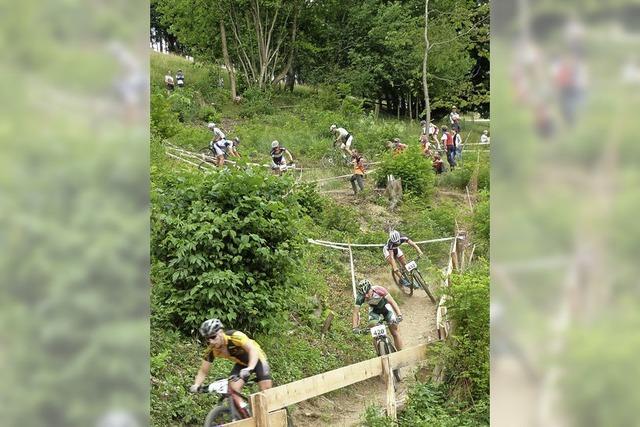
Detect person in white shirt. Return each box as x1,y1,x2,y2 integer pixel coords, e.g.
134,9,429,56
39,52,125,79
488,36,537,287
454,130,463,161
207,122,229,167
329,124,354,158
480,130,490,145
449,106,461,132
164,71,175,92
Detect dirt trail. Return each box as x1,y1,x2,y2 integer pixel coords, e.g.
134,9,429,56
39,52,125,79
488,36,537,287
292,268,438,427
291,181,443,426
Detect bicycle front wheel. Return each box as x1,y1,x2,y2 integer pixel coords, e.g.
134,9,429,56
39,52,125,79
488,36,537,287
204,405,233,427
199,146,215,163
392,269,413,296
386,341,402,383
412,270,436,303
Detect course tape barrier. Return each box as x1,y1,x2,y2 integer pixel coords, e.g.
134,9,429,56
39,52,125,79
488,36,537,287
308,236,457,248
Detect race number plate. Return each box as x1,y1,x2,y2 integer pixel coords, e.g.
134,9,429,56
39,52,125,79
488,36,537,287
370,324,386,337
208,379,228,394
405,261,417,272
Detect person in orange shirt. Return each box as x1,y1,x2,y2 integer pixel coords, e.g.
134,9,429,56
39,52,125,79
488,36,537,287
350,150,366,195
386,138,407,154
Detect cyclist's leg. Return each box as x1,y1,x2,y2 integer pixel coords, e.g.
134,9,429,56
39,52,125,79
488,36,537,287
383,247,396,272
385,308,403,351
228,364,245,394
254,360,273,391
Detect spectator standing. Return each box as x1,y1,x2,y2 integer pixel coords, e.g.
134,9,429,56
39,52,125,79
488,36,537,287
164,71,175,92
441,126,456,170
350,150,366,195
480,130,490,145
449,106,461,132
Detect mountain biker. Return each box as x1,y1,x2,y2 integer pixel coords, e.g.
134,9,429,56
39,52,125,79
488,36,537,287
189,319,273,396
329,124,354,158
387,138,407,154
352,279,404,351
270,140,294,175
208,122,229,167
384,230,424,287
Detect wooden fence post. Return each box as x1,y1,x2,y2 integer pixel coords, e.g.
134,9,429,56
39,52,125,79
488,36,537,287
381,355,397,420
456,231,467,272
251,392,269,427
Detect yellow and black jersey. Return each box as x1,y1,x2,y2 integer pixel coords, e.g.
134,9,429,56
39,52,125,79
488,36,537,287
204,330,267,366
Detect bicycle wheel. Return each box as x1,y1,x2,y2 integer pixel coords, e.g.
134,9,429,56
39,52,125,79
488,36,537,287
392,269,413,296
377,340,399,389
412,270,436,304
204,405,233,427
199,146,215,163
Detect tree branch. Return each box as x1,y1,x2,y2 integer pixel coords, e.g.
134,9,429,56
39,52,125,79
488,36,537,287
429,15,489,50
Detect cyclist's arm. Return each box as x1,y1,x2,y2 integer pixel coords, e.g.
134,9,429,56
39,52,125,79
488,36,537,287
193,359,211,388
286,149,294,163
241,341,261,370
386,250,398,271
406,239,424,256
352,305,361,328
386,294,403,318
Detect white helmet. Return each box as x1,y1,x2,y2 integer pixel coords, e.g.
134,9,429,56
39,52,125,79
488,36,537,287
199,318,223,338
483,130,488,134
207,122,216,130
271,140,280,148
389,230,401,243
329,124,337,132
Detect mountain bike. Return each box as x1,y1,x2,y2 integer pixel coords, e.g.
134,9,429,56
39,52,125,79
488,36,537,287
357,322,402,385
391,258,437,303
196,376,252,426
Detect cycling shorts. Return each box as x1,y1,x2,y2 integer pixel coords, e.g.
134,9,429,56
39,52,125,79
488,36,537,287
368,304,399,326
230,359,272,382
383,245,404,260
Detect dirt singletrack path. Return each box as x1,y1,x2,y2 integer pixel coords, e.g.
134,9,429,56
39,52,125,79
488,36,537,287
292,268,438,427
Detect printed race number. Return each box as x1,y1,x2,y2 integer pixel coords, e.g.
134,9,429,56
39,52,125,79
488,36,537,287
208,379,228,394
405,261,417,272
370,324,386,337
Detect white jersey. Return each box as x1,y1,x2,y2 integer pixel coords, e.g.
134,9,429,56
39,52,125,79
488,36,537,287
212,127,226,142
334,127,350,142
480,134,490,144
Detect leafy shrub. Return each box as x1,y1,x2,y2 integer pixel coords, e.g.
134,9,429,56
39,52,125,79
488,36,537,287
239,87,275,118
362,405,394,427
168,91,197,122
151,169,309,334
473,190,489,243
441,262,490,403
151,93,180,139
427,199,458,236
320,198,359,234
399,382,489,426
198,104,218,122
340,96,364,117
375,146,435,198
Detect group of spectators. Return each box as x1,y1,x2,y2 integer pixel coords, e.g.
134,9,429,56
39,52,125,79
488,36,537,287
164,69,185,92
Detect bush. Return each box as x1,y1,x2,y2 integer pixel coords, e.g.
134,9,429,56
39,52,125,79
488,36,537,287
473,190,489,243
375,146,435,198
239,87,275,118
168,91,197,122
198,104,218,122
151,168,310,334
151,93,180,139
441,262,490,403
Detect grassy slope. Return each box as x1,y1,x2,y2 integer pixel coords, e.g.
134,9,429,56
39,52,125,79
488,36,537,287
150,51,488,426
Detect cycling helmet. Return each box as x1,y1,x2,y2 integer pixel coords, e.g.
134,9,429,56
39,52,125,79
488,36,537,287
420,120,427,125
483,130,488,134
393,138,400,143
358,279,372,295
329,124,337,132
207,122,216,130
271,140,280,148
199,318,223,338
389,230,401,243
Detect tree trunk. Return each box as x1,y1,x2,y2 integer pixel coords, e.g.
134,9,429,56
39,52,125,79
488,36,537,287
408,92,412,120
220,20,237,100
422,0,431,125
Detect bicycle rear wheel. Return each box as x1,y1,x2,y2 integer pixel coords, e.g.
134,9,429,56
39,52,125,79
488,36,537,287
204,405,233,427
392,269,413,296
199,146,215,163
412,270,436,303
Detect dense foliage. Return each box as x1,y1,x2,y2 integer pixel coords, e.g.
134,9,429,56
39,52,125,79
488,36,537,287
375,146,436,198
152,168,313,334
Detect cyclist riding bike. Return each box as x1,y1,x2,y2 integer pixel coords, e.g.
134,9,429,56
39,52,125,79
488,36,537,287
384,230,424,287
189,319,273,396
208,122,229,167
329,124,354,158
352,279,404,351
270,140,294,175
